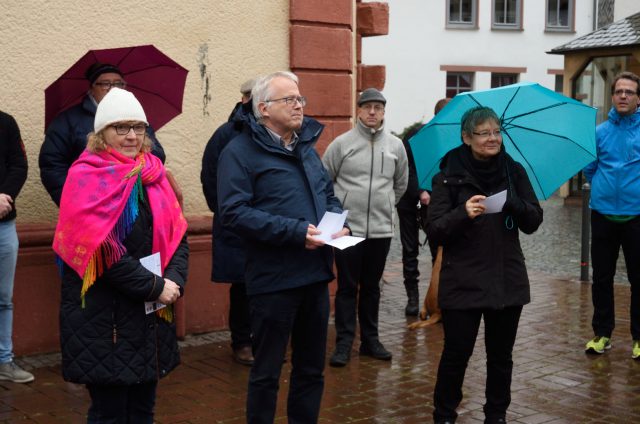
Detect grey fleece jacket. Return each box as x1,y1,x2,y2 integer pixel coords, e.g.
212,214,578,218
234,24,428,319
322,119,408,238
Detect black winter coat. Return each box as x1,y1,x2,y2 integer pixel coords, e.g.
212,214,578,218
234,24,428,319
40,95,166,206
201,101,252,283
427,145,542,310
217,115,343,296
59,192,189,385
0,111,27,222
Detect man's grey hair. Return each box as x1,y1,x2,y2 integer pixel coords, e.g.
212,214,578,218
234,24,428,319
252,71,299,121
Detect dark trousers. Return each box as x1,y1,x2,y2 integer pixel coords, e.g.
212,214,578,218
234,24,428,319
591,211,640,339
229,283,252,349
397,207,420,288
433,306,522,423
334,238,391,348
246,282,329,424
86,381,157,424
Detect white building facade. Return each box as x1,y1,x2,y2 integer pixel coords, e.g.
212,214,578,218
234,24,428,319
363,0,601,134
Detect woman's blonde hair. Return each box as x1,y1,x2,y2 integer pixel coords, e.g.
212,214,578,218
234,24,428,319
87,124,152,154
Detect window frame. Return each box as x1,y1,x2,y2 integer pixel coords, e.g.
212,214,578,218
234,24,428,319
545,0,575,32
492,0,523,30
446,72,475,98
446,0,478,30
491,73,520,88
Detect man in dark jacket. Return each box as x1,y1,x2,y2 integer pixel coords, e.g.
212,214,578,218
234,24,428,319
0,111,33,383
396,98,449,316
217,71,348,424
201,78,255,366
39,62,166,206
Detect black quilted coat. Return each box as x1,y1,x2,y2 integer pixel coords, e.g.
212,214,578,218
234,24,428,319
59,193,189,385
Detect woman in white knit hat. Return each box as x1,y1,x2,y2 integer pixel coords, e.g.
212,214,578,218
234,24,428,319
53,88,189,423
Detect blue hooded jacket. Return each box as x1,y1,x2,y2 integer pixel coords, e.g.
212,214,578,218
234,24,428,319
584,107,640,215
217,114,343,295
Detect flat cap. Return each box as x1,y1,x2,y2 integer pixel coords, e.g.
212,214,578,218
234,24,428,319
357,88,386,106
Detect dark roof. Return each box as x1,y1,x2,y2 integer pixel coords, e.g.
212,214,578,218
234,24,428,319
549,11,640,54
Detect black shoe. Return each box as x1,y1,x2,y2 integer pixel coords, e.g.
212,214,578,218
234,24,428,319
485,419,506,424
329,346,351,367
359,341,392,360
232,346,254,366
405,299,419,316
404,285,419,316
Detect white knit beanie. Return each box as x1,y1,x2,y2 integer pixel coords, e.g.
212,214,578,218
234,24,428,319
94,87,148,133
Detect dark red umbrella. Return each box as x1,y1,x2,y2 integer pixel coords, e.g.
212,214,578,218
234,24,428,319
45,44,188,131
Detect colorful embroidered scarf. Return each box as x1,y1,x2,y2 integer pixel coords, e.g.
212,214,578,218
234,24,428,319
53,147,187,313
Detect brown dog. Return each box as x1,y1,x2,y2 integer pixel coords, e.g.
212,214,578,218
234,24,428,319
408,246,442,329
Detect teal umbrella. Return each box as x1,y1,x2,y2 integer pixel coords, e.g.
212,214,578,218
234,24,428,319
409,82,597,199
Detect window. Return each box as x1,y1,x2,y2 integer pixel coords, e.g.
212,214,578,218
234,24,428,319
492,0,522,29
491,73,519,88
546,0,574,32
446,72,474,98
554,75,564,93
447,0,477,29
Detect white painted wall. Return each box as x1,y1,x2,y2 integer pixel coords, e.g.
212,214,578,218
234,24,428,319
614,0,640,20
362,0,596,134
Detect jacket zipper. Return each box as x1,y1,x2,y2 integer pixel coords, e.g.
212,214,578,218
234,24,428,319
366,136,375,237
380,149,384,174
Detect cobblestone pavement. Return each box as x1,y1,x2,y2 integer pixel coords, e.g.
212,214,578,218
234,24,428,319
3,197,637,423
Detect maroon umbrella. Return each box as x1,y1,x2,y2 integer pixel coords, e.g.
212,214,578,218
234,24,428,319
44,44,188,131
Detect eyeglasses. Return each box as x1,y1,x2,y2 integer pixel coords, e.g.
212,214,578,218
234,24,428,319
111,124,147,135
472,130,503,139
266,96,307,107
94,80,127,90
360,104,385,112
614,89,637,97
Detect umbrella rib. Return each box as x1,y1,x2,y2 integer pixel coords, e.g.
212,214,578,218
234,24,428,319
116,48,136,67
503,102,569,124
501,129,547,198
505,123,596,157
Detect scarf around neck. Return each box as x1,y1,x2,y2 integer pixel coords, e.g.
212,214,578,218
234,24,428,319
458,144,507,194
53,147,188,306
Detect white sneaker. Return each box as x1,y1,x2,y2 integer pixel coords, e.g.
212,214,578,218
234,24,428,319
0,361,35,383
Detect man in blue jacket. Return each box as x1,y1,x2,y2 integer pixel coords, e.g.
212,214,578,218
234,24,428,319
584,71,640,359
39,62,165,206
217,71,349,424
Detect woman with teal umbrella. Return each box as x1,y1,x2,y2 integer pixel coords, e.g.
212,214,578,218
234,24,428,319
427,106,543,424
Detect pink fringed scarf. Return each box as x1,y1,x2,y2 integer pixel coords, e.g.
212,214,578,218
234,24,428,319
53,147,187,314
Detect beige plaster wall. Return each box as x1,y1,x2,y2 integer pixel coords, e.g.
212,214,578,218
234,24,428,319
1,0,289,223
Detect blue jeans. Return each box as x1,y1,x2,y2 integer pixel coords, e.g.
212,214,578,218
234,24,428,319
0,220,18,364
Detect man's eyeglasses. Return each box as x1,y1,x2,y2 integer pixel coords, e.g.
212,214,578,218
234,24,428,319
266,96,307,107
94,81,127,90
111,124,147,135
360,104,384,112
472,130,502,139
614,89,638,97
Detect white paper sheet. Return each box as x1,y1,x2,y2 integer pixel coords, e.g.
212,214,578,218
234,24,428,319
316,210,364,250
140,252,167,314
478,189,507,214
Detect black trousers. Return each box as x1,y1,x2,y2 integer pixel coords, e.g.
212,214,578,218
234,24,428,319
334,238,391,348
86,381,157,424
246,281,329,424
433,306,522,423
590,211,640,339
397,207,421,288
229,283,252,349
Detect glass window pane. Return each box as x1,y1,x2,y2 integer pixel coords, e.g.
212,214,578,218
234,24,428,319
450,0,460,22
559,0,569,26
461,0,472,22
459,73,472,88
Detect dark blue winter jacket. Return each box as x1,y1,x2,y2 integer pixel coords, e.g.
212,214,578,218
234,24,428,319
39,95,166,206
217,114,343,295
201,101,252,283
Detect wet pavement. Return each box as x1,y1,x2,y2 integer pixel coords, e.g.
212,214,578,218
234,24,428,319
3,196,639,423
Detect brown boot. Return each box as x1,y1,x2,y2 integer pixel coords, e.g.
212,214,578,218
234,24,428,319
232,346,254,366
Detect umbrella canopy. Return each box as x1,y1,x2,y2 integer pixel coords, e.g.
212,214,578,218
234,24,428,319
45,44,188,131
409,82,597,200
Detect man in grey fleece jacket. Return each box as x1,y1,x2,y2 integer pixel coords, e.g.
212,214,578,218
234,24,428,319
322,88,408,367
